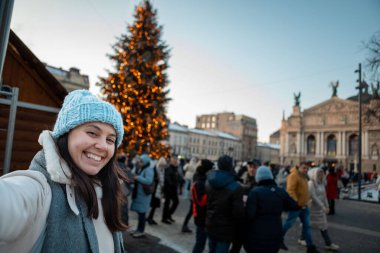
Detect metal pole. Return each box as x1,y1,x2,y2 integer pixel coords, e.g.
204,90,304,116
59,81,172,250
0,0,15,85
3,86,18,174
355,63,362,200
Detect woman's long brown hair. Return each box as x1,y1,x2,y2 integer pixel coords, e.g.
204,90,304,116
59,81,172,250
57,133,128,232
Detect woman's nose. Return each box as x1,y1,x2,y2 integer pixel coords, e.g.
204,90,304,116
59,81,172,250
95,138,108,151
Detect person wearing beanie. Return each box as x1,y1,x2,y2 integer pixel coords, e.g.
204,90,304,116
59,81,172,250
244,166,298,253
255,165,274,182
205,155,245,253
0,90,126,253
130,154,154,238
217,154,234,171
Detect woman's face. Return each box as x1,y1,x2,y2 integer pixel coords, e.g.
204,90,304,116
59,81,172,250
68,122,116,176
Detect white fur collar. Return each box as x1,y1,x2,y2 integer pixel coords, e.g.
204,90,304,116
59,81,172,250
38,130,79,215
38,130,72,184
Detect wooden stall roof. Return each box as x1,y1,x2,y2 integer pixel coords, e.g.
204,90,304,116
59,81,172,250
1,30,68,172
3,29,67,105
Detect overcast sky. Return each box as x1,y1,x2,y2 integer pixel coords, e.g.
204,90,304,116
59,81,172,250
10,0,380,142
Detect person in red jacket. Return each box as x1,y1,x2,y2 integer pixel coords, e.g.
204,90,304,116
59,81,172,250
191,159,214,253
326,167,338,215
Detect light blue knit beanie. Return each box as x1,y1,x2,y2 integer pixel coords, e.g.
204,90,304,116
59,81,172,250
52,90,124,147
255,166,274,183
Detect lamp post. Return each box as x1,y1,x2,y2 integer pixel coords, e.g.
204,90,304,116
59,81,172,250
355,63,362,200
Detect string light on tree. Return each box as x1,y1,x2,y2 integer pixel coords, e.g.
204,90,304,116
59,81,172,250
98,0,170,158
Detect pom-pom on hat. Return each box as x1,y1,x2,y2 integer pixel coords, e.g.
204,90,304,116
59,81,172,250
52,90,124,147
255,166,274,183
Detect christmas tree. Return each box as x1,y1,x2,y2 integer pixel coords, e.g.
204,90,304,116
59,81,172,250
99,0,170,158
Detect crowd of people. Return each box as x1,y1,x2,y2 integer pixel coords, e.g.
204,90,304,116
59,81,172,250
0,89,357,253
116,151,346,253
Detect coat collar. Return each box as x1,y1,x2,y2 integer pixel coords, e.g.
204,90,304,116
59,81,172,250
38,130,79,215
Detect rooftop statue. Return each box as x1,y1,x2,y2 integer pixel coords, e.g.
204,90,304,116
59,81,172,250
293,92,301,107
330,80,339,97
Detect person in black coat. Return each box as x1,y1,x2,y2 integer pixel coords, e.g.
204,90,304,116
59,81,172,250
162,155,180,224
206,155,245,253
244,166,298,253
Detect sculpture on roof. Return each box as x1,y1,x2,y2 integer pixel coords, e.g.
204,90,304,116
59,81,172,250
330,80,339,97
293,92,301,107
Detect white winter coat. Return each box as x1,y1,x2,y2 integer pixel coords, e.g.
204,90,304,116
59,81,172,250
308,167,329,230
0,131,114,253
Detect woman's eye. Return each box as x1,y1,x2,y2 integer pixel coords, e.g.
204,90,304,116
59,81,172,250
107,138,115,144
87,131,97,137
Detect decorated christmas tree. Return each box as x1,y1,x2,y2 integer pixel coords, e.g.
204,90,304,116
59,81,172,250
99,0,170,158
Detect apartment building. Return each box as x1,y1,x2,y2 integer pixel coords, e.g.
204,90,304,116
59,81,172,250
168,123,241,161
196,112,257,161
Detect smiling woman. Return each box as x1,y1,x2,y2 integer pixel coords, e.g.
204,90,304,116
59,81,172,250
68,123,116,176
0,90,128,253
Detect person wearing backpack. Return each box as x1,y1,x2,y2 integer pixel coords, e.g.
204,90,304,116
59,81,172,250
191,159,214,253
206,155,245,253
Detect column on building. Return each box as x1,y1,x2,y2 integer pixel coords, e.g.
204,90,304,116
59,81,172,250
342,131,346,157
337,131,342,158
363,130,369,159
296,132,301,157
316,131,321,157
285,132,289,155
300,131,304,156
320,132,325,156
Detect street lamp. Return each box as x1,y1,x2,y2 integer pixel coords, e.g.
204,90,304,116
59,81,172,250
355,63,362,200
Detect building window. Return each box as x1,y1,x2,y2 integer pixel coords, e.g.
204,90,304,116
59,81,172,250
348,134,358,156
371,144,379,160
327,134,336,156
290,143,297,154
307,135,316,155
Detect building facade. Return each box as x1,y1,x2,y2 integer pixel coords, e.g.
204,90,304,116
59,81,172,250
168,123,190,157
46,65,90,92
256,142,280,165
280,90,380,173
168,123,241,161
196,112,257,161
270,130,280,145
